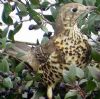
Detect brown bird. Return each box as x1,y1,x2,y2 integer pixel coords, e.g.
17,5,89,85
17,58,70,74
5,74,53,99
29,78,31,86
37,3,96,99
6,3,96,99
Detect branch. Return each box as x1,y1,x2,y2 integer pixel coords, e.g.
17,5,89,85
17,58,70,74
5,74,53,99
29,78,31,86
65,82,86,99
41,14,54,26
14,41,38,46
46,3,60,10
75,84,86,99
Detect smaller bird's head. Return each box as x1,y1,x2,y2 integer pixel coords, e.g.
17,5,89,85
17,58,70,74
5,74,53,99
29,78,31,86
58,3,96,27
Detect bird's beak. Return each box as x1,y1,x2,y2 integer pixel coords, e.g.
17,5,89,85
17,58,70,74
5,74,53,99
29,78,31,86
86,6,97,12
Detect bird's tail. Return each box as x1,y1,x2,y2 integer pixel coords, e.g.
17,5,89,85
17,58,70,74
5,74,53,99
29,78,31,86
5,41,39,71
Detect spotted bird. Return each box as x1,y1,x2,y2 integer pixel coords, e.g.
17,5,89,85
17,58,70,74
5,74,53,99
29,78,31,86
37,3,96,99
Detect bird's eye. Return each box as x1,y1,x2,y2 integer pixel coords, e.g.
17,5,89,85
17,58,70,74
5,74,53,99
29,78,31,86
71,8,78,12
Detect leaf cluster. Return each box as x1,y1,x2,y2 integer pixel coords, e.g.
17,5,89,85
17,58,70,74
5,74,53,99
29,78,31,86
0,0,100,99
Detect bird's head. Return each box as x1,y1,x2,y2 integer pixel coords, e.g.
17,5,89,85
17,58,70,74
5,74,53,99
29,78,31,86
56,3,96,28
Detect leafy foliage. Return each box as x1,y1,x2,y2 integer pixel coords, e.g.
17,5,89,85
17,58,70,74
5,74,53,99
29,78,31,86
0,0,100,99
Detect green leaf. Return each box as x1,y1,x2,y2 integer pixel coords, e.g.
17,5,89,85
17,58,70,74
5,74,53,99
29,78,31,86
41,25,48,33
91,48,100,62
33,73,42,82
0,37,7,48
15,61,25,73
2,15,13,25
27,4,42,24
40,1,50,10
2,3,13,25
81,13,100,35
25,73,33,81
29,0,39,5
68,65,76,82
41,36,49,45
29,10,41,24
14,23,22,33
89,90,100,99
74,0,83,4
15,77,21,82
0,58,9,72
64,90,77,99
44,15,55,22
83,0,96,6
89,14,100,31
77,12,88,28
55,94,61,99
34,89,45,99
63,0,73,3
3,3,12,17
3,77,13,88
95,0,100,7
77,94,82,99
6,43,13,49
63,66,76,83
87,13,97,28
86,80,97,92
76,67,84,79
88,66,100,81
2,58,9,72
0,29,2,32
8,30,14,42
63,70,70,83
63,65,84,83
17,2,27,12
79,79,87,85
2,27,9,37
50,7,57,19
25,80,33,89
0,29,2,38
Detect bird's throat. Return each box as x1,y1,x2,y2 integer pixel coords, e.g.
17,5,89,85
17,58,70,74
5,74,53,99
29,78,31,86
63,23,82,40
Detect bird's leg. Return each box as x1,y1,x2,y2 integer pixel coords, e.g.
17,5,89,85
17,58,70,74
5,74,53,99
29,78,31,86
47,85,53,99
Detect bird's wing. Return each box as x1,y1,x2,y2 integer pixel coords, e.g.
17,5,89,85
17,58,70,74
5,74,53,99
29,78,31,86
5,41,40,71
5,38,56,71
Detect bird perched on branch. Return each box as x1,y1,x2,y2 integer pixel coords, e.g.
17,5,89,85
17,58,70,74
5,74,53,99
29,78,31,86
37,3,96,99
6,3,96,99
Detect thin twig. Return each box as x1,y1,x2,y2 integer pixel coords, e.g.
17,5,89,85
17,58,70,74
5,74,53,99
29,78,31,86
6,40,38,46
46,3,59,10
75,83,86,99
14,41,38,46
40,11,54,25
65,82,86,99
